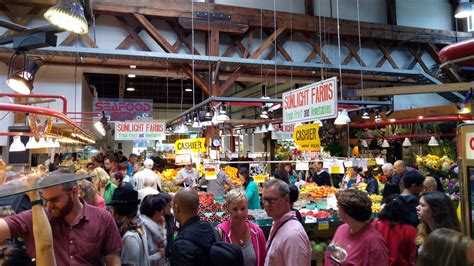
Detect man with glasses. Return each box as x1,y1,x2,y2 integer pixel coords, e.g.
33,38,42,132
263,179,311,266
0,181,122,265
103,156,116,177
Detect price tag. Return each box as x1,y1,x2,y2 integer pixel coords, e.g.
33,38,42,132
296,161,309,171
375,158,385,165
318,221,329,230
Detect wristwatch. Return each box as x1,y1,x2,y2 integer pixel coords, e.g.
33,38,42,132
30,199,43,207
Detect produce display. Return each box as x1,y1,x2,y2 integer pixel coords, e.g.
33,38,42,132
352,182,367,192
369,194,383,202
310,239,329,253
301,210,332,219
300,184,338,199
372,202,381,213
162,168,179,181
197,193,258,223
223,166,242,186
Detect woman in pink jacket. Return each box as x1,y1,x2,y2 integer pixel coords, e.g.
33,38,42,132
215,189,267,266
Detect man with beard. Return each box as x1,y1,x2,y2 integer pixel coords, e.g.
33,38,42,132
0,181,122,265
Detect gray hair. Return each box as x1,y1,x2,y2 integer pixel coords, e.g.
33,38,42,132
225,189,247,205
382,163,394,171
264,179,290,197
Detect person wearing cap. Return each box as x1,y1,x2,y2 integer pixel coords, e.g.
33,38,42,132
0,181,122,265
175,164,199,188
109,187,150,266
134,159,161,191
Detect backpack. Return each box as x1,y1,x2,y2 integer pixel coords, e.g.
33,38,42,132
181,227,244,266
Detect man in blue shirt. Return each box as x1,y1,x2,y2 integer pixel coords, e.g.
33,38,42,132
127,153,138,177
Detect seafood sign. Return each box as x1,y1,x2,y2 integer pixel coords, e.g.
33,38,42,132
282,77,338,124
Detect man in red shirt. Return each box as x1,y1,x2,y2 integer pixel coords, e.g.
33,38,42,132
0,181,122,265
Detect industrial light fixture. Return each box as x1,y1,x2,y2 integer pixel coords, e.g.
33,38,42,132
362,109,370,119
334,109,351,125
402,137,412,147
9,136,26,152
428,136,439,146
6,52,43,95
260,124,268,133
255,126,261,134
46,138,55,148
26,136,39,149
459,103,470,114
126,87,135,92
37,137,48,148
455,1,474,18
381,139,390,148
53,138,61,148
128,74,136,78
185,87,193,92
94,111,108,136
269,103,281,111
389,118,396,122
375,111,382,122
192,116,202,128
260,106,269,119
267,123,275,131
130,65,136,69
314,120,323,127
185,114,193,125
217,105,230,122
175,124,188,134
418,116,424,119
44,0,89,34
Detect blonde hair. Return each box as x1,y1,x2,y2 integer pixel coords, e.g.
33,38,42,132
226,189,248,205
77,180,98,206
91,167,110,189
76,169,88,175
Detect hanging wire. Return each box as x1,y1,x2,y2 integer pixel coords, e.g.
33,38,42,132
336,0,343,101
260,4,263,92
290,0,293,89
273,0,277,98
356,0,364,100
192,0,195,107
318,0,324,79
166,59,169,119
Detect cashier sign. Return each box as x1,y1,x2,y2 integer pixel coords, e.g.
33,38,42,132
175,138,206,154
282,77,338,124
293,123,321,151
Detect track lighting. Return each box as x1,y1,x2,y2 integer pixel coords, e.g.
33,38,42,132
44,0,89,34
9,136,26,152
6,52,43,95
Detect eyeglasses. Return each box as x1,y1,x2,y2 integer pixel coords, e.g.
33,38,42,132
262,196,279,205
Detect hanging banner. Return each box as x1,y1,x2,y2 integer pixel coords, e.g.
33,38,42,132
282,77,338,124
93,98,153,121
293,124,321,151
115,121,166,140
175,138,206,154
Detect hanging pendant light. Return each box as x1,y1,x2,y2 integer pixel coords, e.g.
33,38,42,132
26,136,39,149
267,123,275,131
44,0,89,34
381,139,390,148
375,111,382,122
255,126,261,134
46,138,55,148
53,138,61,148
261,124,268,133
455,1,474,18
314,120,323,127
192,117,202,128
9,136,26,152
260,106,269,119
37,137,48,148
362,111,370,119
402,138,412,147
217,105,230,122
428,136,439,146
334,111,347,125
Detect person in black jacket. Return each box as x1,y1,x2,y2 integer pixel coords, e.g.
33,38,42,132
311,162,332,186
172,188,217,266
274,163,290,184
362,167,379,195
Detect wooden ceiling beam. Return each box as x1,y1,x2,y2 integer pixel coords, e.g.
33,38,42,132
115,16,150,51
375,42,398,69
249,27,286,59
167,21,201,55
91,0,473,44
178,17,249,34
355,82,474,97
304,34,330,64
